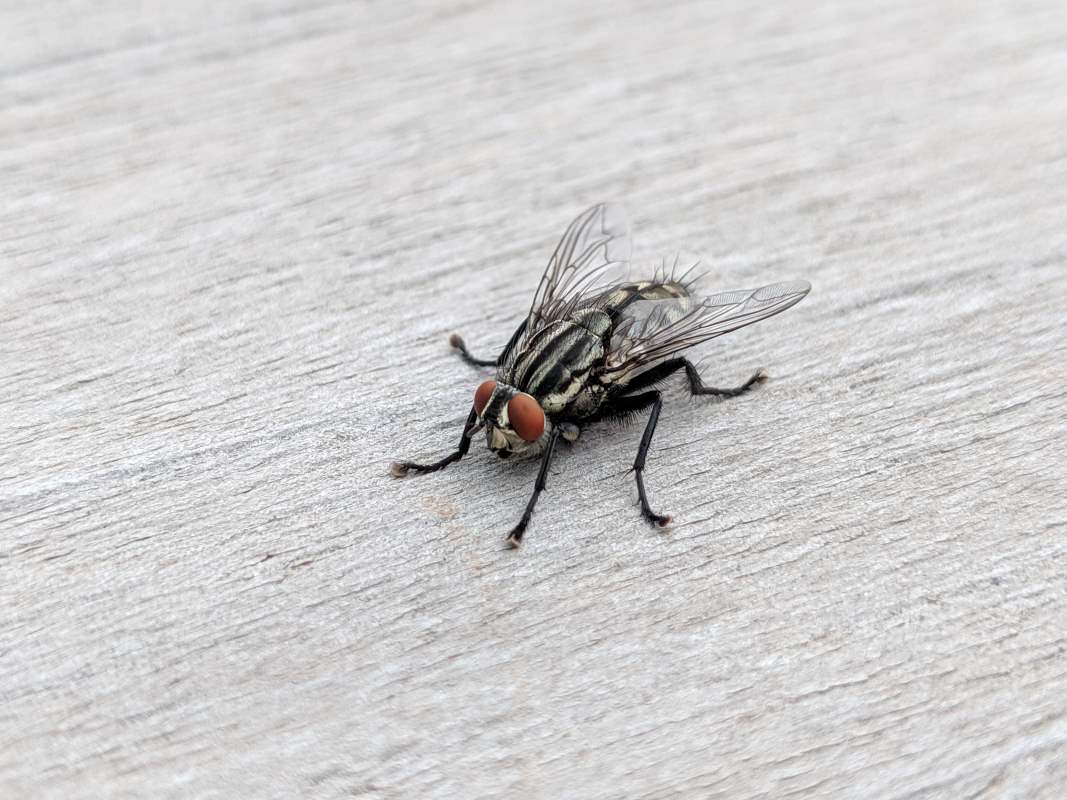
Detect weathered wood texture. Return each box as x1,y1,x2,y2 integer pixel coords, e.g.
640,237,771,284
2,1,1066,797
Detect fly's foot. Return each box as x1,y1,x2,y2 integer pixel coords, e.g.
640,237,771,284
448,332,465,350
643,509,673,528
505,519,530,549
753,367,769,384
390,461,432,478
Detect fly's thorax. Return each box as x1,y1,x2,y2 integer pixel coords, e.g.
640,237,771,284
505,310,610,414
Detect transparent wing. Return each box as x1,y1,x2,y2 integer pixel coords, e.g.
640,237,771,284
603,280,811,380
521,203,631,345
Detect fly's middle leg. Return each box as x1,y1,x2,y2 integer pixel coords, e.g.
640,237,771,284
448,333,496,367
630,391,672,527
390,408,477,477
449,319,528,369
597,390,672,527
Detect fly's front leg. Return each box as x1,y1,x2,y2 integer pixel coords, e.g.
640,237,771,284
449,318,528,369
506,427,562,548
390,408,477,477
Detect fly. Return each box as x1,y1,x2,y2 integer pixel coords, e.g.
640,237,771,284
390,203,811,548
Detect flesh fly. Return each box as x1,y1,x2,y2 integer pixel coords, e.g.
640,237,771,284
391,204,810,548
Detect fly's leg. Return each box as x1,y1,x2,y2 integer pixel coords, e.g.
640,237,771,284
390,408,477,477
449,318,528,369
629,391,672,527
684,360,767,397
448,333,496,367
506,427,562,548
621,357,766,398
595,391,671,527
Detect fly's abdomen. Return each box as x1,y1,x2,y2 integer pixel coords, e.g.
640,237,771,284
507,309,610,413
599,281,699,385
598,281,691,318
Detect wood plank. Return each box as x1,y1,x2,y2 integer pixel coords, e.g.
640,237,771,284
2,1,1065,797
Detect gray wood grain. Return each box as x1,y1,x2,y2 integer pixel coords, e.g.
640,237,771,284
2,1,1066,797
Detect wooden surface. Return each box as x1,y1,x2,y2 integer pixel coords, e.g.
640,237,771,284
3,1,1066,797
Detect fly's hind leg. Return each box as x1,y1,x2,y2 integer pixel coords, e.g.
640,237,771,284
684,361,767,397
449,318,528,369
622,357,767,398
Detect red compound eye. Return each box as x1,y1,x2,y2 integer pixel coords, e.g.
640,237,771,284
507,393,545,442
474,380,496,415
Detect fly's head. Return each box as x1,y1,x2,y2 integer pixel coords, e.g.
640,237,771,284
471,379,545,458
